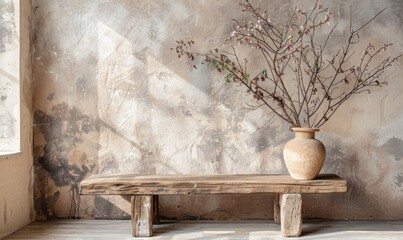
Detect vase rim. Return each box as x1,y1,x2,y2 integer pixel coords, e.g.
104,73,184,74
291,127,320,132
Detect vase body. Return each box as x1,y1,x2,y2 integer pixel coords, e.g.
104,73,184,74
283,128,326,180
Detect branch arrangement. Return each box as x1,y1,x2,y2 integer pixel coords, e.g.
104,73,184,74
174,0,401,128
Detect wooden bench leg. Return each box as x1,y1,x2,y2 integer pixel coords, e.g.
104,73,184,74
273,193,281,224
131,195,153,237
153,195,160,225
280,193,302,237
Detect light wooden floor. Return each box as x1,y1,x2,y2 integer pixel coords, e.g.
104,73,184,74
4,220,403,240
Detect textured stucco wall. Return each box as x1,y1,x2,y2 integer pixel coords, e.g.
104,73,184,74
0,0,34,238
32,0,403,220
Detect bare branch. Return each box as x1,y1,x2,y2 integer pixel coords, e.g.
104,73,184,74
174,1,400,128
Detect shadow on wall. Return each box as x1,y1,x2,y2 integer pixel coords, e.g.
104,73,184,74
33,102,184,219
34,103,99,219
306,134,403,219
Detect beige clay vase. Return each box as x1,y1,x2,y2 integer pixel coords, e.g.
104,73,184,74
283,128,326,180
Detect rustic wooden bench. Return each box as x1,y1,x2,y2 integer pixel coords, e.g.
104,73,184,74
80,174,347,238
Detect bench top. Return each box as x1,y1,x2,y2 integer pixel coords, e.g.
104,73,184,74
80,174,347,195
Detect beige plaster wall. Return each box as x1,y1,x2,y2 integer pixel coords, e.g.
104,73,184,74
0,0,34,239
32,0,403,221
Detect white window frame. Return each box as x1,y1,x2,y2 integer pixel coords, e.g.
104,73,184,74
0,0,21,157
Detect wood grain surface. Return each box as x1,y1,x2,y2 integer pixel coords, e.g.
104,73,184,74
80,174,347,195
131,196,152,237
273,193,281,225
5,220,403,239
152,195,160,225
280,194,302,237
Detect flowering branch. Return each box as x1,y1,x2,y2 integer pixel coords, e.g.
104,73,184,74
173,0,402,128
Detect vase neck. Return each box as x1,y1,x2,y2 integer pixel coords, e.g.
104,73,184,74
295,131,315,139
291,127,319,139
